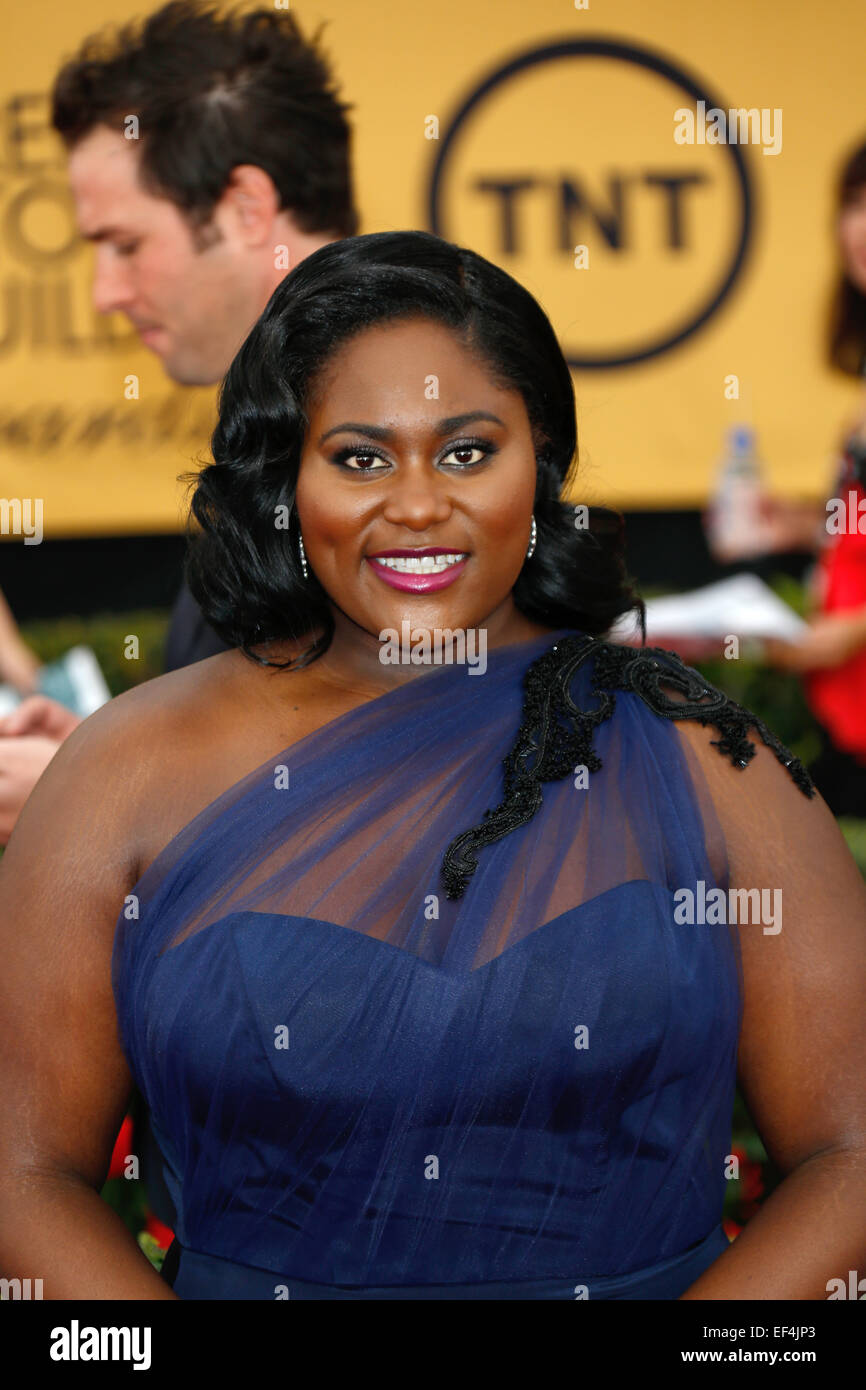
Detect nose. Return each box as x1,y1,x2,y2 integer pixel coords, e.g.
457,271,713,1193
92,246,136,316
380,457,454,530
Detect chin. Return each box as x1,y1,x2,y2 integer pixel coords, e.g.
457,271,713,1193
165,358,213,387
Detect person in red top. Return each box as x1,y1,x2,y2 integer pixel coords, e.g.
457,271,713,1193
765,139,866,815
803,437,866,797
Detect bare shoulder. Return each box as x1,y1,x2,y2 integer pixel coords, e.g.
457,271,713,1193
35,648,242,788
3,645,309,874
66,638,333,878
61,638,315,760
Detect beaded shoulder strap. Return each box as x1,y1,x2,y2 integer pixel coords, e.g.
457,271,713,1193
440,632,815,900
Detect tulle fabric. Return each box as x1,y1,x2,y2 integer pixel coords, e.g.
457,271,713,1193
112,627,742,1291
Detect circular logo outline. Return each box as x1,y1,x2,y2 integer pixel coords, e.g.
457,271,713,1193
427,35,756,370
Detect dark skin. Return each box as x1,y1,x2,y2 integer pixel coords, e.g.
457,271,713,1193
0,318,864,1298
136,315,554,879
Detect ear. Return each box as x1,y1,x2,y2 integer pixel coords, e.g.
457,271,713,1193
220,164,280,244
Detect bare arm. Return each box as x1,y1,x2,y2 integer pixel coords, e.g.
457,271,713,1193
0,695,178,1299
763,604,866,673
673,722,866,1299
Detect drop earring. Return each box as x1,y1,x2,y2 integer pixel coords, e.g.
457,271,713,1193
525,514,537,560
298,530,309,579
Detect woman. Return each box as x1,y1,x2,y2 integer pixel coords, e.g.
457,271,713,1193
764,139,866,814
0,232,864,1300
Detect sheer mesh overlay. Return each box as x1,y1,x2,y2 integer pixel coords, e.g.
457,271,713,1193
111,627,779,1291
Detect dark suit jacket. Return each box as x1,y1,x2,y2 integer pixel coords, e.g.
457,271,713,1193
163,579,231,672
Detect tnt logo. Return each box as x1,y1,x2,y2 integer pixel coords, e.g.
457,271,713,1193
429,37,752,369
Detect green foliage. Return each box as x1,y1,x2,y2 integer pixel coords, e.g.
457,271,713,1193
837,818,866,879
138,1231,167,1274
100,1176,148,1237
18,610,171,696
724,1088,780,1229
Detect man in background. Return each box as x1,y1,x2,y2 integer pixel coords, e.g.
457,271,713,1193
0,0,358,813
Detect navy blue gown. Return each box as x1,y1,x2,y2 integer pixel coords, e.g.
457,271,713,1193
111,628,814,1298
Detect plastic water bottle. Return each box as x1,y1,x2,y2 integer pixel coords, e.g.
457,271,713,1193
705,425,770,562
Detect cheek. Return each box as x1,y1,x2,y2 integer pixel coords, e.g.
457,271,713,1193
295,477,365,547
841,213,866,256
472,471,536,537
139,252,179,305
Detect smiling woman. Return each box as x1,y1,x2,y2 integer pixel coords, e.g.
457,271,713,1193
183,229,644,668
0,230,864,1303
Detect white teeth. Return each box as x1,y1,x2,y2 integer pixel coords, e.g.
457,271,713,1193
371,552,467,573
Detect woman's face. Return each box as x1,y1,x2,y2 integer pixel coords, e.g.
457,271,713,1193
838,183,866,293
294,316,540,640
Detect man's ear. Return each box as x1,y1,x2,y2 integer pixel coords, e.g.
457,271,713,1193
222,164,280,243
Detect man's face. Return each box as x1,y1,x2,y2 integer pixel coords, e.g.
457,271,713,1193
838,184,866,297
67,125,266,384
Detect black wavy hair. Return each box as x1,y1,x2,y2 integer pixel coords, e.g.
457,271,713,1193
184,229,646,668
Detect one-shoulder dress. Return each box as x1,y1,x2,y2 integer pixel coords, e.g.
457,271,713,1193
112,628,815,1299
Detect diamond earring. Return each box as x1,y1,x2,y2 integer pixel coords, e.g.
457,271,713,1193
525,514,537,560
298,530,308,580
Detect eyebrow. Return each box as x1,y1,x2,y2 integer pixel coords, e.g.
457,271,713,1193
317,411,506,446
78,227,135,243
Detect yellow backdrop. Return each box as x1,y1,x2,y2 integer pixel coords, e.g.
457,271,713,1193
2,0,865,536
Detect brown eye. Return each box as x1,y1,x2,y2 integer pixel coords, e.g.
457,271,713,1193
330,446,389,470
344,451,387,470
442,443,493,468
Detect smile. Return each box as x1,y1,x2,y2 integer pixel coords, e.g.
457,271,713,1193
366,552,469,593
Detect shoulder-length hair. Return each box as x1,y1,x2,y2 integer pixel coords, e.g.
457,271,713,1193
184,229,646,668
828,140,866,376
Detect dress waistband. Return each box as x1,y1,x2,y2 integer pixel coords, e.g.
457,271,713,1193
162,1223,730,1300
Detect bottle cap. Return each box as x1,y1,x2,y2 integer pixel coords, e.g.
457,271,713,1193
728,425,754,452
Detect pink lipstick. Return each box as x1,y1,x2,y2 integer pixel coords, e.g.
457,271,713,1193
366,547,469,594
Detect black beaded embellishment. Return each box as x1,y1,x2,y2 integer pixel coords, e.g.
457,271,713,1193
439,632,816,900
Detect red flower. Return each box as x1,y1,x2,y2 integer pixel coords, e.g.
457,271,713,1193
145,1213,175,1250
107,1113,134,1180
740,1158,765,1203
